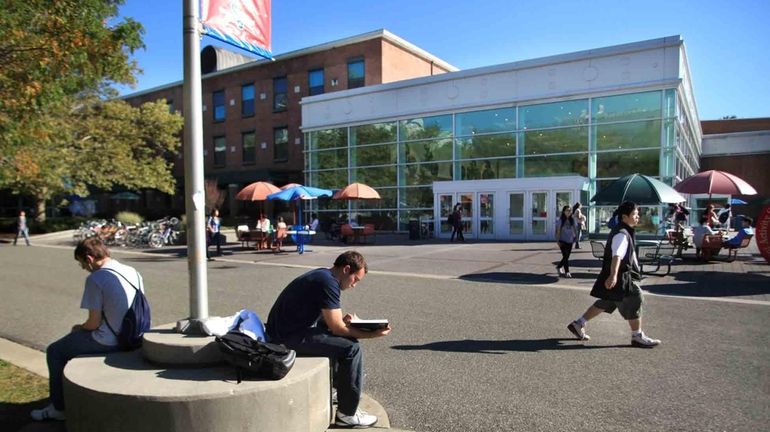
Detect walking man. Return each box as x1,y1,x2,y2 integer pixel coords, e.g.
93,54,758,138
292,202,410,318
31,237,146,421
266,251,390,428
566,201,661,348
14,210,30,246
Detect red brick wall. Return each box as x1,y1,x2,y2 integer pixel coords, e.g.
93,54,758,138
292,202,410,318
701,118,770,134
381,39,452,83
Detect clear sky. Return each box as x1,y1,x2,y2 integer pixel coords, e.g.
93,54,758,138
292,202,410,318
116,0,770,121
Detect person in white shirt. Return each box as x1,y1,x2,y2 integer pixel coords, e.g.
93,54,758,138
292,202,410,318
309,213,320,231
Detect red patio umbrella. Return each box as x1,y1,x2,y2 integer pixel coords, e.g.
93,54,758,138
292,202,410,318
674,170,757,200
332,182,381,200
280,183,303,190
235,181,281,201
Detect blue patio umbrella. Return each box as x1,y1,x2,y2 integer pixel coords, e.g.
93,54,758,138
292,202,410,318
730,198,748,205
267,186,333,253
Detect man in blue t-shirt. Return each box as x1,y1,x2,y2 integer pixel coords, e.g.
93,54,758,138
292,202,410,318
267,251,390,428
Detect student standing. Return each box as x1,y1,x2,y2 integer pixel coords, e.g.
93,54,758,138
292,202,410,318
555,206,577,278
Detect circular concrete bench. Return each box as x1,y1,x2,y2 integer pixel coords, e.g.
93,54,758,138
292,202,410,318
141,323,224,366
63,350,331,432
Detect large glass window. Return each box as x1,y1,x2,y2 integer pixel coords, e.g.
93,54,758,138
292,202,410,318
312,148,347,169
353,165,396,187
353,143,397,167
273,127,288,161
403,139,453,163
273,77,288,111
592,91,662,123
401,162,453,185
213,136,226,167
596,150,659,177
460,158,517,180
317,169,348,189
212,90,225,122
308,69,324,96
521,127,588,155
401,186,434,208
456,133,516,159
399,115,452,141
311,128,347,151
242,84,255,117
455,107,516,136
351,122,397,146
520,99,588,129
242,131,256,164
595,120,662,151
347,58,365,89
522,154,587,177
356,187,397,209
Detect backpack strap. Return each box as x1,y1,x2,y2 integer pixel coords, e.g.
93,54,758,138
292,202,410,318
98,267,143,337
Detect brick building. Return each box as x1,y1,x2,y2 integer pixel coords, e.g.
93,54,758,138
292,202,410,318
122,29,456,217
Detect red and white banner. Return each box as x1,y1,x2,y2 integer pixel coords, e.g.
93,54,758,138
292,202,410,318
200,0,272,59
755,205,770,264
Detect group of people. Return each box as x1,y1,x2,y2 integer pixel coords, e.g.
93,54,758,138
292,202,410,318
206,210,319,256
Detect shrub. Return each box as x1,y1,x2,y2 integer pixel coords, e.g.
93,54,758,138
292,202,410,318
115,211,144,226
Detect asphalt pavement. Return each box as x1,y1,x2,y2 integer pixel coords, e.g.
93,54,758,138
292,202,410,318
1,232,768,431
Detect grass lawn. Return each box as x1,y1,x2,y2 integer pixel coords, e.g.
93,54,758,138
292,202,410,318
0,359,50,431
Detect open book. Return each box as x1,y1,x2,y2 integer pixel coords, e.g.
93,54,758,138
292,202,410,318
349,319,389,331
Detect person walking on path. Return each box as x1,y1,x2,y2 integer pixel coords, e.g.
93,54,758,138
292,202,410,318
450,203,465,242
31,237,146,421
14,210,30,246
206,208,222,259
566,201,661,348
572,202,586,249
266,251,391,428
555,206,577,278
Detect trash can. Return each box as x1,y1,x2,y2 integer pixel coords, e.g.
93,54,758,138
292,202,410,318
408,219,419,240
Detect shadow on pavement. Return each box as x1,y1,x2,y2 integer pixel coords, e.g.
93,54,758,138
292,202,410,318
391,338,626,353
565,259,603,269
0,399,65,432
459,272,557,285
644,271,770,297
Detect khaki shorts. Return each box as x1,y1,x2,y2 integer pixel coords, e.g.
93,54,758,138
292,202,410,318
593,289,644,320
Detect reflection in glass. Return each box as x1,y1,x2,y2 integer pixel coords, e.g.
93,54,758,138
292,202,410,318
522,127,588,155
317,170,348,189
595,120,661,151
509,220,524,235
354,143,397,166
313,148,347,169
311,128,347,150
402,187,433,208
522,154,587,177
532,220,547,234
479,193,494,235
596,150,658,177
556,192,572,214
592,91,661,123
354,166,396,187
351,122,397,146
399,115,452,141
455,107,516,136
520,99,588,129
456,133,516,159
403,139,453,163
402,162,453,185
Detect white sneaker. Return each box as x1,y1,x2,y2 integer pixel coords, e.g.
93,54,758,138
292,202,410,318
335,409,378,428
564,272,573,278
556,266,564,276
631,332,661,348
567,321,590,341
31,403,65,421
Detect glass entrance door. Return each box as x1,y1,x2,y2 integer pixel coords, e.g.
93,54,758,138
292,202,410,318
530,191,549,240
478,192,494,238
508,192,525,240
459,193,473,238
438,194,454,236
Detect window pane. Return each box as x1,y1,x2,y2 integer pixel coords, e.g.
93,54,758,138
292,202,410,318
311,128,347,150
242,132,256,164
592,91,662,123
401,186,433,208
308,69,324,96
317,169,348,189
273,77,288,111
459,158,515,180
596,120,661,151
351,122,397,145
353,144,396,167
403,138,453,163
522,154,587,177
213,90,225,121
520,99,588,129
399,115,452,140
312,148,347,169
455,107,516,136
242,84,254,116
456,133,516,159
353,165,396,187
214,137,226,166
521,127,588,155
356,187,397,209
401,162,453,185
347,59,364,89
596,149,659,177
274,127,288,161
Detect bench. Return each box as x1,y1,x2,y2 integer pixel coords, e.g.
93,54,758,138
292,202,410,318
590,240,605,261
704,234,754,262
637,242,676,276
724,234,753,262
63,324,332,432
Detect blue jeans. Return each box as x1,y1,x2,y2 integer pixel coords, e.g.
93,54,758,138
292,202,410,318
283,328,363,415
46,330,118,410
14,228,30,245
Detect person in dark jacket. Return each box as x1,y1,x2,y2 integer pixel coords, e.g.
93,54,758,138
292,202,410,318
566,201,661,348
450,203,464,242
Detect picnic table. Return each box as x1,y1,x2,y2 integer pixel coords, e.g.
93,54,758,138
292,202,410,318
286,229,316,254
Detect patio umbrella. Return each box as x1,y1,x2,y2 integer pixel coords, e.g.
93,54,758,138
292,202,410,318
590,173,686,205
268,186,333,254
730,198,748,205
280,183,303,190
674,170,757,201
235,181,281,201
332,182,381,200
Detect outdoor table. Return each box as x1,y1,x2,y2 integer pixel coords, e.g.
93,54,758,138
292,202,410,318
635,239,661,257
249,230,270,250
286,230,316,254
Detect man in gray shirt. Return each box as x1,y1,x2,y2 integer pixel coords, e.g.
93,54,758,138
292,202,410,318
31,237,145,422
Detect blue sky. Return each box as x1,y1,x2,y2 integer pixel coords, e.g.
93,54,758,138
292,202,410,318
116,0,770,121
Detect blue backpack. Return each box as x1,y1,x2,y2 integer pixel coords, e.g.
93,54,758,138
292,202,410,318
607,215,619,229
101,268,152,350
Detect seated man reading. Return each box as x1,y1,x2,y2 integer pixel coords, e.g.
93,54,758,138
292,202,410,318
266,251,390,428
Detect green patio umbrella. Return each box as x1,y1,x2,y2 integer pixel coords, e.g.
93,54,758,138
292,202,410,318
590,173,686,205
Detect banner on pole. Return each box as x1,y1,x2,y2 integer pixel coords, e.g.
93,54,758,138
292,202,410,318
200,0,272,59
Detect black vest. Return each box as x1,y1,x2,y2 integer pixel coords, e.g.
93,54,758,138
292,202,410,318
590,222,640,301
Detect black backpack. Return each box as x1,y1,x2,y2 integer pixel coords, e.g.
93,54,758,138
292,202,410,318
718,210,730,224
216,331,296,383
101,268,152,351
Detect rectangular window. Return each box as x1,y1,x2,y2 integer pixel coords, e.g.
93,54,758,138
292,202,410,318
310,128,348,151
456,133,517,160
212,90,225,122
274,127,288,161
455,108,516,137
308,69,324,96
347,58,365,89
316,169,348,189
273,77,287,111
351,122,397,146
592,91,662,123
399,115,453,141
213,136,226,167
242,131,256,164
520,99,589,129
242,84,255,117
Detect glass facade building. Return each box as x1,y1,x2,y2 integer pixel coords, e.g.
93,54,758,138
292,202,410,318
302,36,702,238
